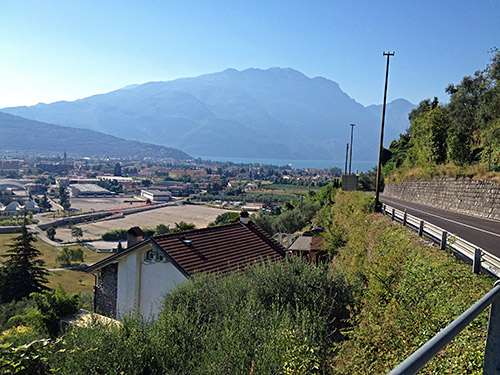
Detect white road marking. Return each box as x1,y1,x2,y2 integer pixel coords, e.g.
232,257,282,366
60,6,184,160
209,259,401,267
383,199,500,239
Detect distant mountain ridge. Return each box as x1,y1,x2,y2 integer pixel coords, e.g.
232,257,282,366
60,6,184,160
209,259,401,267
2,68,415,160
0,112,190,159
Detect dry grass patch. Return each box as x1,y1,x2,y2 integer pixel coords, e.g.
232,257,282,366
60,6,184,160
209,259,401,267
0,233,108,268
388,163,500,184
46,270,94,294
0,234,16,263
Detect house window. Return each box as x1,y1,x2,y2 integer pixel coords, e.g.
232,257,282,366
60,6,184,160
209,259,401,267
146,250,157,261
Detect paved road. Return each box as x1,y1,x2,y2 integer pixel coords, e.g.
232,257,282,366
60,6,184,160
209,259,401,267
381,196,500,258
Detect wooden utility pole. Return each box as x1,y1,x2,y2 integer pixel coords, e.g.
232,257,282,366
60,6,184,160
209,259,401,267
375,51,394,210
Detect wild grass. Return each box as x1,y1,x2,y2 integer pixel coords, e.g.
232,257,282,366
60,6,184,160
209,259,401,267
324,191,493,374
387,163,500,184
45,270,94,294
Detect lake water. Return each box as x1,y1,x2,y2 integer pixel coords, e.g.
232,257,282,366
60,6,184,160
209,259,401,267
196,156,377,173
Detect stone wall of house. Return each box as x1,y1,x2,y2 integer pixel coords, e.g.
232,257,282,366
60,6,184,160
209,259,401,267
382,178,500,220
94,263,117,318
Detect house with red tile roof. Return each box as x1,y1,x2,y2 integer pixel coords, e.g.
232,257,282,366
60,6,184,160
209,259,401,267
86,214,286,319
287,230,328,264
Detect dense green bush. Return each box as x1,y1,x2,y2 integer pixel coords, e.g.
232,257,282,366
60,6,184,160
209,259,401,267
10,285,80,337
208,211,240,226
253,199,321,235
384,49,500,179
48,258,352,374
100,229,127,241
55,246,84,267
50,318,154,374
0,299,34,332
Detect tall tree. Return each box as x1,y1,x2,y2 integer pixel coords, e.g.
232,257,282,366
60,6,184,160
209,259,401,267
71,227,83,242
39,193,52,211
59,185,71,211
0,213,48,303
114,162,122,177
445,72,487,164
407,105,449,166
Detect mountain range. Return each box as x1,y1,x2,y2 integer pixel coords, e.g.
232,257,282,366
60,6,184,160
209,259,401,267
0,112,190,159
1,68,415,161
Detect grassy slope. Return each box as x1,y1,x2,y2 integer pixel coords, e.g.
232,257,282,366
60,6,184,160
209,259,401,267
321,191,493,374
387,163,500,185
0,234,108,294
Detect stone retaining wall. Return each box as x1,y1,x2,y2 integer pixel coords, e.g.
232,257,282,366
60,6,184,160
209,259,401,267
382,178,500,221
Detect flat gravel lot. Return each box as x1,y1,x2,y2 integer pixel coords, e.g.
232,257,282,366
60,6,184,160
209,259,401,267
70,197,145,212
56,205,235,242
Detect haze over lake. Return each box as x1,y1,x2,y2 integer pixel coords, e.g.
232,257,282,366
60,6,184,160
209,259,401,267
198,156,376,172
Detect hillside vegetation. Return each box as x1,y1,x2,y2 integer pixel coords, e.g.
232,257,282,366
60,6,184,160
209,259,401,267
320,192,492,374
384,48,500,183
0,187,494,374
0,111,190,159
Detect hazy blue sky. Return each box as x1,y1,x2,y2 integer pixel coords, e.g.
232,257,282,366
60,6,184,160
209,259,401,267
1,0,498,108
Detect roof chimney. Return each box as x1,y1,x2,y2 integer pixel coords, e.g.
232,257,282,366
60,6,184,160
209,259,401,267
127,227,144,248
239,210,250,225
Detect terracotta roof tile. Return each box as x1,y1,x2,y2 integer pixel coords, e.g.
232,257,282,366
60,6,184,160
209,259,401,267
87,222,286,276
152,222,285,275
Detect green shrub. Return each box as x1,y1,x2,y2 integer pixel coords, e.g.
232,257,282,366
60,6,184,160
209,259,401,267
0,339,56,374
0,299,34,332
327,191,492,374
100,229,127,241
55,246,84,267
48,258,352,374
10,285,80,337
254,199,321,235
208,211,240,226
50,317,155,374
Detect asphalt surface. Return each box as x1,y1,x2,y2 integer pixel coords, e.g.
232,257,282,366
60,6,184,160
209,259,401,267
381,196,500,258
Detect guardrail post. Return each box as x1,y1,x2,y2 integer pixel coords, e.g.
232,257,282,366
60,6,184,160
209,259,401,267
440,231,447,250
403,212,407,226
483,281,500,374
473,248,482,274
391,208,395,221
383,205,386,215
418,220,424,236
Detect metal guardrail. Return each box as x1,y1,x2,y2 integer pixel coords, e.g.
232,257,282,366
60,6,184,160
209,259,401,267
383,203,500,373
389,281,500,374
382,203,500,278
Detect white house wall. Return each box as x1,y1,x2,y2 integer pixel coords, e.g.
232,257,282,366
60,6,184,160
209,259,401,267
116,245,187,319
116,252,139,318
139,259,187,318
